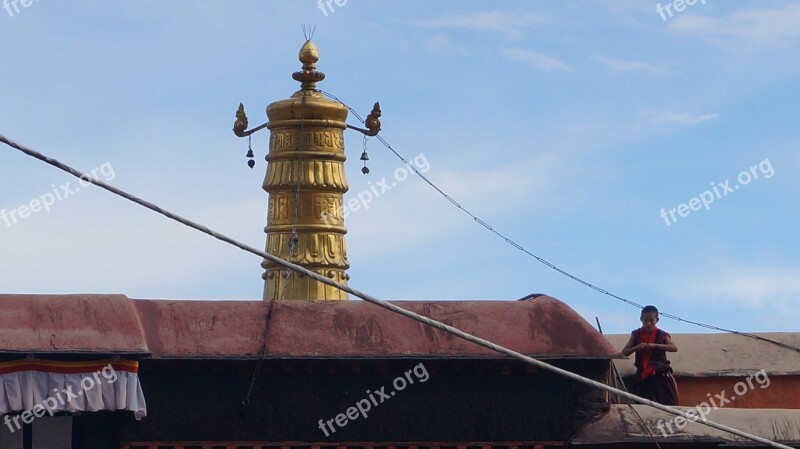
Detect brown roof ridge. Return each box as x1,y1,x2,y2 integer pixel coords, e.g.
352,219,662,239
605,332,800,377
0,294,621,360
0,293,149,355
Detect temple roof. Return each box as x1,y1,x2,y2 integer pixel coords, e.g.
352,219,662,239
0,294,620,360
571,404,800,445
605,332,800,377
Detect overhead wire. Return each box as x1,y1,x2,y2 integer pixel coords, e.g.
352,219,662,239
0,133,793,449
280,90,308,300
595,317,663,449
242,298,275,407
318,90,800,356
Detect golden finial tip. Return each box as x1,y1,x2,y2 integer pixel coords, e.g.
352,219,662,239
299,40,319,64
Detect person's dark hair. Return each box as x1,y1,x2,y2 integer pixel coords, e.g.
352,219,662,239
641,305,659,316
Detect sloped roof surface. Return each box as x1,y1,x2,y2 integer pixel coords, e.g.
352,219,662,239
0,294,148,354
571,404,800,445
605,332,800,377
0,294,620,359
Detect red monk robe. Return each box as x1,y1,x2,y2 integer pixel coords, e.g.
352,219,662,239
629,327,679,405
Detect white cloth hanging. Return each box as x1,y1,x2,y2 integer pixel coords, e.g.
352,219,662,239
0,359,146,419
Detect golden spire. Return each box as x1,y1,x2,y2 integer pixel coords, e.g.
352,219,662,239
261,40,351,300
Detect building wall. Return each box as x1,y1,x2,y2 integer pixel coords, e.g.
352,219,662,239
676,376,800,409
616,374,800,409
77,359,610,446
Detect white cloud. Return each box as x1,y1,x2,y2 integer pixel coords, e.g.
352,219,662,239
344,150,571,259
591,55,667,75
594,0,655,15
423,33,470,55
682,267,800,307
346,167,530,258
0,195,265,299
502,47,570,72
643,111,719,125
669,3,800,50
416,11,543,39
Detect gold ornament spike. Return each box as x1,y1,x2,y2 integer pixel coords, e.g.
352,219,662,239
365,102,382,135
233,103,249,137
233,103,269,138
261,40,351,300
292,40,326,91
346,102,382,137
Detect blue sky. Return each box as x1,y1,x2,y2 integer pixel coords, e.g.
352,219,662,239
0,1,798,335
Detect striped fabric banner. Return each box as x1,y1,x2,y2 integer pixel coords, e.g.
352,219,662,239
0,359,146,419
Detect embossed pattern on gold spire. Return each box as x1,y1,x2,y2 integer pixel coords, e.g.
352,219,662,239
262,40,350,300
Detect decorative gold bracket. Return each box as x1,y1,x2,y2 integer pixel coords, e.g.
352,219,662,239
234,101,381,139
346,102,382,136
233,103,269,137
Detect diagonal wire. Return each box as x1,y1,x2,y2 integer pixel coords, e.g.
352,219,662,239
596,317,663,449
279,91,308,300
242,298,275,406
317,89,800,356
0,133,793,449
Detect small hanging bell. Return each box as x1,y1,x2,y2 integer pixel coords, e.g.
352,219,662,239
360,138,370,175
245,136,255,169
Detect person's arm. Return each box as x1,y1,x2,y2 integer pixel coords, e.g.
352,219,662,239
652,335,677,352
621,334,645,356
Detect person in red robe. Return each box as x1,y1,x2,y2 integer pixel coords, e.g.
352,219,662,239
621,305,679,405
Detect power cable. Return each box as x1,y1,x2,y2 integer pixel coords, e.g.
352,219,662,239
0,133,792,449
318,90,800,356
595,317,663,449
